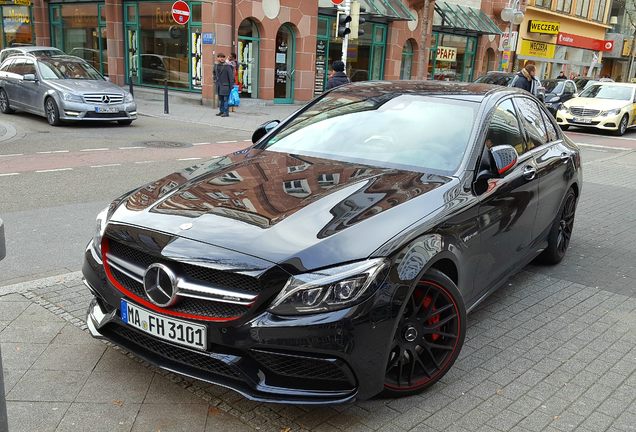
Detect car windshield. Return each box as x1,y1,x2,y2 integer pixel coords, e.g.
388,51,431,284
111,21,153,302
579,84,633,101
260,93,478,174
543,80,564,93
37,58,103,80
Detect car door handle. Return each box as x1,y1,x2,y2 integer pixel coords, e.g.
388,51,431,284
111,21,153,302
523,166,537,181
560,152,571,164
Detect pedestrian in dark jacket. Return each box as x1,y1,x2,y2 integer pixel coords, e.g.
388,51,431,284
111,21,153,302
557,71,566,80
214,53,234,117
511,64,536,93
326,61,350,90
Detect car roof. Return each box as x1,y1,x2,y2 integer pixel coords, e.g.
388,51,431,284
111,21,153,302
1,46,63,52
329,80,515,102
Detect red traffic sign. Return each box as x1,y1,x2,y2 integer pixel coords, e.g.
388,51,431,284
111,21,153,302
331,0,344,5
172,0,190,25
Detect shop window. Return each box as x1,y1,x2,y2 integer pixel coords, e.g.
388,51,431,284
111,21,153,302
592,0,607,21
556,0,573,13
486,48,496,72
3,6,33,47
485,99,525,156
576,0,591,17
238,19,260,98
137,2,190,89
513,97,548,151
400,39,414,80
534,0,550,8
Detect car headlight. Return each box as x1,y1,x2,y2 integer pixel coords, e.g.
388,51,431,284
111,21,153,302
548,96,560,103
93,206,109,255
559,105,570,114
600,108,621,116
268,258,389,315
62,92,83,103
124,92,134,103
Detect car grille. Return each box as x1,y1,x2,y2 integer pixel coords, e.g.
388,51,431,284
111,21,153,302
84,112,127,119
106,323,243,379
83,93,124,104
569,107,601,117
250,349,352,383
105,239,259,320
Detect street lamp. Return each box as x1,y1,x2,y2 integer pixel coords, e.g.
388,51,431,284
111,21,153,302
500,0,524,72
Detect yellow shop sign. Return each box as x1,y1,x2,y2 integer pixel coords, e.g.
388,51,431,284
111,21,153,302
519,39,556,59
528,20,560,35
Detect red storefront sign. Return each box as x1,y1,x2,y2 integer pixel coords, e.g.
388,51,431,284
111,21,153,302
557,32,614,51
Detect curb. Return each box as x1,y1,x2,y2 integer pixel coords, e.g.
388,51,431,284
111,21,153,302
0,271,83,296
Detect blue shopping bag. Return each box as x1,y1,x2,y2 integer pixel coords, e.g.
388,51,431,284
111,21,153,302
228,85,240,107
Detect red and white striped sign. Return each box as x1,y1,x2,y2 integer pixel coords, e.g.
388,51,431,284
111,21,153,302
171,0,190,25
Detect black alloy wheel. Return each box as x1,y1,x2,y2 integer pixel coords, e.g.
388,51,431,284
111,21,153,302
615,114,628,136
0,89,14,114
539,188,577,264
383,268,466,397
45,97,61,126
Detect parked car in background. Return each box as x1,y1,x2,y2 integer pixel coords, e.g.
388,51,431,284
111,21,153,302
542,79,578,116
0,54,136,126
0,46,64,64
557,82,636,135
574,78,598,92
83,81,581,403
475,71,545,102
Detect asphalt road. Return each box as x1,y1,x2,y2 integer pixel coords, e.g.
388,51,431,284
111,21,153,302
0,114,634,286
0,113,250,285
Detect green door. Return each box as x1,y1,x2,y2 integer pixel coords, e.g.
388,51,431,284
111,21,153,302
274,24,295,104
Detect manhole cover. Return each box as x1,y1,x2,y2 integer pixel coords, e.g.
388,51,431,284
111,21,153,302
139,141,190,148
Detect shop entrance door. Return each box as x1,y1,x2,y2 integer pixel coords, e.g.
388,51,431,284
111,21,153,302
238,19,259,98
274,24,295,104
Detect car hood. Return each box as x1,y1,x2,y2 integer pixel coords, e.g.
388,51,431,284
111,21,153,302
563,97,630,110
110,149,456,271
46,79,124,95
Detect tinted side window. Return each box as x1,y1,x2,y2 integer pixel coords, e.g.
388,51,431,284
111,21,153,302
485,99,526,156
514,97,548,150
0,59,14,72
23,60,36,76
11,59,26,75
540,109,558,142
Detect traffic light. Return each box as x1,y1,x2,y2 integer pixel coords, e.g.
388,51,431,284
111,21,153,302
336,11,351,38
350,1,366,40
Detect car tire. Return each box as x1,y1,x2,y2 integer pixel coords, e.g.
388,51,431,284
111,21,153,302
560,125,570,131
45,97,62,126
382,268,466,398
538,188,577,265
0,89,14,114
614,114,628,136
117,119,133,126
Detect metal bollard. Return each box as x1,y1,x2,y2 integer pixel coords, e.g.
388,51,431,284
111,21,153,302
164,80,169,114
129,75,134,97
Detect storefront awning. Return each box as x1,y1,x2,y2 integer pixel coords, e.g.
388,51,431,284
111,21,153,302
359,0,415,21
434,1,502,36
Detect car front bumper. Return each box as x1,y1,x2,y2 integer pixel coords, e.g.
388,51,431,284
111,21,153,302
59,100,137,122
82,243,400,404
556,110,622,131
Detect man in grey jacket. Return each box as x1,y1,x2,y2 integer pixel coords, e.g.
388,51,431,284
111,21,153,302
214,53,235,117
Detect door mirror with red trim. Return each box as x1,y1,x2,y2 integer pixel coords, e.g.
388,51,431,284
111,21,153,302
490,145,519,176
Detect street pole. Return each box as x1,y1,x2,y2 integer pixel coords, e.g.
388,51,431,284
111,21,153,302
341,0,351,66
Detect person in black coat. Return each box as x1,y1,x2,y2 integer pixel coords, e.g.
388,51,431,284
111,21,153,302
557,70,566,80
326,61,350,90
214,53,234,117
511,64,536,93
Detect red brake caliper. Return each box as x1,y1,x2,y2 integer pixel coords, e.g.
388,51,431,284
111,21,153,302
422,295,441,341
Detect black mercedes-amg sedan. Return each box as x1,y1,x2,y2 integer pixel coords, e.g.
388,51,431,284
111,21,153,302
82,81,581,404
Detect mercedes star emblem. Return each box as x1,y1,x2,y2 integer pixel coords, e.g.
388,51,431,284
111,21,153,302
102,95,111,104
143,263,179,307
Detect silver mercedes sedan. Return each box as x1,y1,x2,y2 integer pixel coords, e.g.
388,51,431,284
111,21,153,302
0,54,136,126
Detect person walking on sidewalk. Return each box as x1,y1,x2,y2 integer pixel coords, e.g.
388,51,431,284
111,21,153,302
214,53,234,117
326,61,350,90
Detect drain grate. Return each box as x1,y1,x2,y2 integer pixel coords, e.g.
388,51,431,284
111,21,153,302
139,141,190,148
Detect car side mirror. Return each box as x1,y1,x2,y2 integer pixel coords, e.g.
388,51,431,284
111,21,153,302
104,76,110,82
252,120,280,143
23,74,37,82
490,145,519,176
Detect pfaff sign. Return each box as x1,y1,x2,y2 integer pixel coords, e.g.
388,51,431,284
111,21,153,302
528,20,560,35
436,46,457,62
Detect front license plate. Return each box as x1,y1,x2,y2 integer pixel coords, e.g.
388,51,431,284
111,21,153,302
120,300,207,351
95,106,120,113
573,117,592,124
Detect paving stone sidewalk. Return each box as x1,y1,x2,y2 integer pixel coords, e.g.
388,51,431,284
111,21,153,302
1,149,635,432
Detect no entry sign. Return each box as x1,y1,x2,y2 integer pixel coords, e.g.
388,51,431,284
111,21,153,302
172,0,190,25
331,0,344,5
